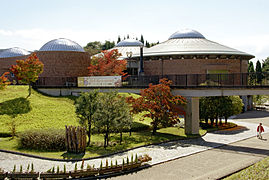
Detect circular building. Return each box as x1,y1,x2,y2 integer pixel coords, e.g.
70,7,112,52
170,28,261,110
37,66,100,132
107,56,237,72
0,47,30,80
132,29,254,76
36,38,91,86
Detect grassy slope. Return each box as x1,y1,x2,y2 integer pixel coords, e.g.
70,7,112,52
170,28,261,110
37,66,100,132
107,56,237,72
0,86,79,134
0,86,205,159
225,156,269,180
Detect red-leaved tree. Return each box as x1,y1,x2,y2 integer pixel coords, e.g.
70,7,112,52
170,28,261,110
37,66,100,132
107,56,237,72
126,78,186,135
88,49,127,76
10,53,44,98
0,72,11,90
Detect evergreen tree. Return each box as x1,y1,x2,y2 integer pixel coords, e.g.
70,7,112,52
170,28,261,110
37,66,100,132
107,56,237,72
145,41,150,48
94,91,132,148
117,36,121,44
75,90,99,146
127,34,130,39
140,35,144,45
256,60,263,84
102,41,115,50
248,61,255,85
262,57,269,72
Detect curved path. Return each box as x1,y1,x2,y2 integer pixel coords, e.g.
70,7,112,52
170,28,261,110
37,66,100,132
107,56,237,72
0,111,269,179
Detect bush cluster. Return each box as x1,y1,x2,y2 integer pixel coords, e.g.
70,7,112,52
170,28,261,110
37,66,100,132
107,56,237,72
18,129,65,151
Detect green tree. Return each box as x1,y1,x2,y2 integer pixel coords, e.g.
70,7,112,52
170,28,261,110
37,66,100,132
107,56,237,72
114,95,133,144
117,36,121,44
248,61,255,85
84,41,102,56
102,41,115,50
140,35,144,45
262,57,269,72
200,96,243,126
256,60,263,84
75,90,99,146
94,91,132,148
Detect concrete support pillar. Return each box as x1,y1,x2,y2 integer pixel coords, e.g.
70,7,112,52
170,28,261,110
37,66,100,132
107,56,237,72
185,97,200,135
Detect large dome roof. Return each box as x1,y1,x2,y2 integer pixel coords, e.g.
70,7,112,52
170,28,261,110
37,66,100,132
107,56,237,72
169,29,205,39
116,39,143,47
132,29,254,59
0,47,30,58
39,38,85,52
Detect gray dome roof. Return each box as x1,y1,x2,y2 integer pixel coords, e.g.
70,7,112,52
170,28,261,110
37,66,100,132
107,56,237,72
0,47,30,58
132,29,254,59
116,39,143,47
39,38,85,52
169,29,205,39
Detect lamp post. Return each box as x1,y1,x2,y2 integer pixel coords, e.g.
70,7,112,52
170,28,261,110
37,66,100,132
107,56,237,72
126,51,133,75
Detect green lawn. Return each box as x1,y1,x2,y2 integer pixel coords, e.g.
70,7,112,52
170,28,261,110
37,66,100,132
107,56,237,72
0,86,205,159
0,86,79,134
225,156,269,180
0,127,205,159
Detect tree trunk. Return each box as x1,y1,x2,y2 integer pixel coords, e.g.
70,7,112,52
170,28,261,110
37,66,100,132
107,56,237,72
152,121,157,135
120,132,123,145
129,129,132,136
87,118,92,146
215,117,218,127
104,135,107,148
225,117,228,124
27,84,31,98
210,118,214,126
205,117,208,125
219,118,222,126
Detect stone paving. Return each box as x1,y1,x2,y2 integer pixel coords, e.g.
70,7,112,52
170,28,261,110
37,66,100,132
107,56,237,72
0,119,267,173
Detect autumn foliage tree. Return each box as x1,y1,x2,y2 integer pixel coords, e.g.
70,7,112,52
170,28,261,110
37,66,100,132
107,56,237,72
88,49,127,76
126,78,186,135
0,72,11,90
10,53,44,98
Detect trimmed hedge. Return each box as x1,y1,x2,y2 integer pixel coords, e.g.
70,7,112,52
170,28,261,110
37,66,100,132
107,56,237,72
18,129,65,151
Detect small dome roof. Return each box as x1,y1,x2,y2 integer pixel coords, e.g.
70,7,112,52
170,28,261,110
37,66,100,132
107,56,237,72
169,29,205,39
116,39,143,47
39,38,85,52
0,47,30,58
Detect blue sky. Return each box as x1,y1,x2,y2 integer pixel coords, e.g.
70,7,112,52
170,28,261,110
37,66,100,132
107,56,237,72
0,0,268,64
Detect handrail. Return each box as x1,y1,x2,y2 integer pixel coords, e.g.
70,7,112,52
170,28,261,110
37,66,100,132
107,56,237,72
32,73,269,88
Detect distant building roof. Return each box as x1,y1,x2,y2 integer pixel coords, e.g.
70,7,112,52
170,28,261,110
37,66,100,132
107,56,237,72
39,38,85,52
0,47,30,58
133,29,254,59
93,39,144,60
116,39,143,47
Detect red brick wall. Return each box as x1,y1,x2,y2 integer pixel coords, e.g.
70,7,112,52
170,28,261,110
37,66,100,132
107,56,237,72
36,51,91,77
144,58,248,75
0,55,28,81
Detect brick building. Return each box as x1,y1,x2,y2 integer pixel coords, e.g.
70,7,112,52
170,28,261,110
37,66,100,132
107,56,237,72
0,38,91,86
0,47,30,82
131,29,254,76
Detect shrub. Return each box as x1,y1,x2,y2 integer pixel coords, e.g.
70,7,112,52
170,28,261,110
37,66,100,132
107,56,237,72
18,129,65,151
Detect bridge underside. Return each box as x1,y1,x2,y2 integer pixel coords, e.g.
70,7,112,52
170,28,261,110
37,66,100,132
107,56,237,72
36,87,269,135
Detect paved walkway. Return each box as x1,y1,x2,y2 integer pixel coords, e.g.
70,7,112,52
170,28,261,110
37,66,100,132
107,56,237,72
0,110,269,179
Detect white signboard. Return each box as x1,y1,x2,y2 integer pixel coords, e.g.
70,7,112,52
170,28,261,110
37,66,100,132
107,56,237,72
78,76,122,87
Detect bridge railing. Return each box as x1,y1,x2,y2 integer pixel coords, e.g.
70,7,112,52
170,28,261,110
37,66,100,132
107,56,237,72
33,73,269,88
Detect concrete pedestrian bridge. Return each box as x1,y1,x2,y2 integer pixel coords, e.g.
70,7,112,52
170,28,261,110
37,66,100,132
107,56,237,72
33,72,269,136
